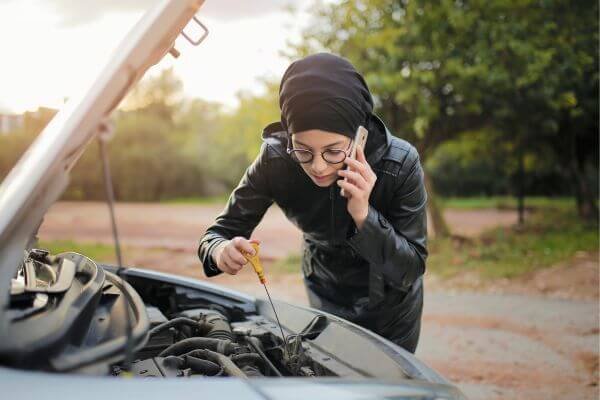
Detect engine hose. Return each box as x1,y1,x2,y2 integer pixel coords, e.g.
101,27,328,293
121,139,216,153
240,364,263,377
179,349,246,378
183,356,223,376
203,313,233,341
148,317,208,337
162,355,223,376
231,353,265,376
231,353,264,367
158,337,236,357
247,337,283,377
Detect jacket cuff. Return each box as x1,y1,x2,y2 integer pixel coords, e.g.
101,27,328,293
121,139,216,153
201,239,226,277
347,205,384,264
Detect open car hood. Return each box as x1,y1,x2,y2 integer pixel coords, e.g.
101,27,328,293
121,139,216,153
0,0,206,314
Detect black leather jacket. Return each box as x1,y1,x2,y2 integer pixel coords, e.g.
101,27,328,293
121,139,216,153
198,116,427,349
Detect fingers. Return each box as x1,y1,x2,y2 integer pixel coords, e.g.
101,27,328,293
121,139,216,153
337,179,360,198
227,246,250,265
216,237,258,275
358,145,377,182
220,252,241,275
343,149,377,185
232,236,255,256
338,145,376,199
337,169,368,190
345,146,374,179
222,249,245,274
344,156,365,173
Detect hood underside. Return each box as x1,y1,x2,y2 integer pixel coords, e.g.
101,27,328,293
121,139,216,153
0,0,205,318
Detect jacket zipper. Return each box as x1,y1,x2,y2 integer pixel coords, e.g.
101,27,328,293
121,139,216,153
329,186,335,242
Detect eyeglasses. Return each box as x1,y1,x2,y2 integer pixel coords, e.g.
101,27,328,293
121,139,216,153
287,140,353,164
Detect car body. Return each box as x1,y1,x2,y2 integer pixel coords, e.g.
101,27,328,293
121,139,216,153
0,1,465,398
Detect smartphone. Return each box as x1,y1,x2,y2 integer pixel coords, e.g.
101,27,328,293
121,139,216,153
341,125,369,196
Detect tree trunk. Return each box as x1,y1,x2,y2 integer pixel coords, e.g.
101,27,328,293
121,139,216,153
424,174,450,238
517,149,525,225
570,160,599,222
568,119,599,222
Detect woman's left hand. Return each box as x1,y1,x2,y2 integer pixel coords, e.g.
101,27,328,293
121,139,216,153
337,145,377,230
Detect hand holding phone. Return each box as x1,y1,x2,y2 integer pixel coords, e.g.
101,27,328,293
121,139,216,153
341,126,369,196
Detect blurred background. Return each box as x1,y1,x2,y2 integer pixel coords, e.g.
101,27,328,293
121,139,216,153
0,0,598,399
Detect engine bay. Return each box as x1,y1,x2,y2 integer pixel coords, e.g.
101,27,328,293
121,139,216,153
2,250,401,379
118,272,362,379
117,305,331,378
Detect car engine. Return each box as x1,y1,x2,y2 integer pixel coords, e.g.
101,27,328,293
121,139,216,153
2,250,362,379
116,305,329,378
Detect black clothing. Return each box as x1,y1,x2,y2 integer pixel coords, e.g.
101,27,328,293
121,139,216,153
198,115,428,353
304,275,422,353
279,53,373,137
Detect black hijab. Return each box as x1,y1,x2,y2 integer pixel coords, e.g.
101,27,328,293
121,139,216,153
278,53,374,139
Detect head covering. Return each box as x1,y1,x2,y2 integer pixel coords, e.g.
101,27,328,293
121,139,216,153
279,53,373,138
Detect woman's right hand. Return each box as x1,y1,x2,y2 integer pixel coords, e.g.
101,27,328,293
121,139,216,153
213,237,257,275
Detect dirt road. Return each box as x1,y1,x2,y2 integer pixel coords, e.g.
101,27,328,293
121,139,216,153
38,202,599,399
420,292,598,400
38,201,522,259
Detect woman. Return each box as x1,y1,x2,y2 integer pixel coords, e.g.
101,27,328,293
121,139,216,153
198,53,427,353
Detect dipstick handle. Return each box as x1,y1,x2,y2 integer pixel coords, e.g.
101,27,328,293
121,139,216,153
244,242,266,284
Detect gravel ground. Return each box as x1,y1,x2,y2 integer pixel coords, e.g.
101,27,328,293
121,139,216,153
419,291,599,400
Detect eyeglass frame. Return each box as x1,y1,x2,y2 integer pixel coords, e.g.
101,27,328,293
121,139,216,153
286,137,354,164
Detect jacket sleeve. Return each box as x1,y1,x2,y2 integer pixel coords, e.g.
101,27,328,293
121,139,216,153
347,148,428,288
198,143,274,277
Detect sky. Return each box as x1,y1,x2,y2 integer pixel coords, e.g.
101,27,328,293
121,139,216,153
0,0,316,113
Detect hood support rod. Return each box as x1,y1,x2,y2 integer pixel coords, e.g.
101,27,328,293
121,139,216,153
98,120,133,370
98,121,123,269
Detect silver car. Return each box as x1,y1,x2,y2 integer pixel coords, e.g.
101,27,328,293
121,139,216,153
0,1,465,398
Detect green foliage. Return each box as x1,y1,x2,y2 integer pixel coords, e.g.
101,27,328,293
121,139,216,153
202,81,280,188
425,129,576,197
0,108,56,182
38,240,118,263
3,5,598,209
427,208,599,279
65,97,217,201
0,130,38,182
124,68,184,121
293,0,599,217
440,196,574,211
426,129,511,196
271,252,302,274
1,69,278,202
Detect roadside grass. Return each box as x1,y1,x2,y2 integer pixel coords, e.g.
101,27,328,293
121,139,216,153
37,240,119,263
161,195,574,211
270,253,302,274
428,207,599,279
440,196,573,211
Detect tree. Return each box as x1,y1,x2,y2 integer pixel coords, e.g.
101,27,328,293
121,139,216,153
208,80,280,187
67,69,221,201
292,0,599,226
122,67,184,123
